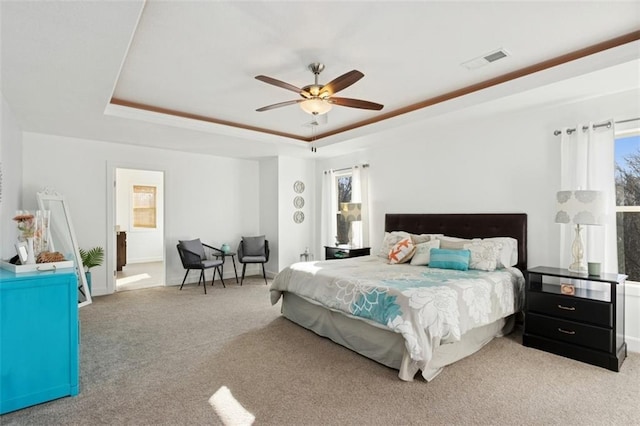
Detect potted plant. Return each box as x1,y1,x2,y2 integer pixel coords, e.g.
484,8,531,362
79,247,104,295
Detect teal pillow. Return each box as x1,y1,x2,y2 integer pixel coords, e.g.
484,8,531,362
429,248,470,271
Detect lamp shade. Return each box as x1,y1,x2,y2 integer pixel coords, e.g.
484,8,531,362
300,98,332,115
555,190,605,225
340,202,362,221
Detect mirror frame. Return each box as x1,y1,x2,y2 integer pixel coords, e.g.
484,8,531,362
37,189,92,307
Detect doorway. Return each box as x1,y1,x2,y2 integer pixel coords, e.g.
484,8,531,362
114,168,165,291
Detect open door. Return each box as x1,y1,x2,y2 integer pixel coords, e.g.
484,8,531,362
112,167,165,292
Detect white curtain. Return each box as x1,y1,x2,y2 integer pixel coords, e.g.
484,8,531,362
560,121,617,272
351,166,370,247
321,170,337,249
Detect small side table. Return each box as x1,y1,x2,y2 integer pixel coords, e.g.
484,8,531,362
213,252,239,284
524,266,626,371
325,246,371,260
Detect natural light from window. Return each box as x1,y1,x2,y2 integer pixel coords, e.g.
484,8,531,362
335,171,353,245
132,185,157,229
615,131,640,283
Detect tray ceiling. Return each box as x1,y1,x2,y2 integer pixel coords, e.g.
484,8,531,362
2,1,639,158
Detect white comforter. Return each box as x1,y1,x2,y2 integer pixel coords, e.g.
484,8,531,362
271,255,524,372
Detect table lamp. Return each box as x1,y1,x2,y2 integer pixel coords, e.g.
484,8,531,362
340,202,362,247
555,190,605,273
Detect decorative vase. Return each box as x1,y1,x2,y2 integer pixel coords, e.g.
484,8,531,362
85,272,92,295
26,237,36,264
221,243,230,253
34,209,50,255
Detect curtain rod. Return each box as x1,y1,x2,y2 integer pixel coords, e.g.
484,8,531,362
553,117,640,136
323,164,369,174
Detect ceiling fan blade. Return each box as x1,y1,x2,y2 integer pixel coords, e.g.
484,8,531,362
320,70,364,96
256,99,303,112
255,75,310,97
329,97,384,110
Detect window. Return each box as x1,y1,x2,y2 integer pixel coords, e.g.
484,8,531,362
323,165,368,249
132,185,157,229
335,172,353,245
615,131,640,282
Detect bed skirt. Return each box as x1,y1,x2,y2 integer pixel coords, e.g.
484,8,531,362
281,292,515,381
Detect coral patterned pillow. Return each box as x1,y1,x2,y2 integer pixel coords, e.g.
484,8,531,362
388,237,416,264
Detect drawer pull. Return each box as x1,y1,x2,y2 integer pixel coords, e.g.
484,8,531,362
557,304,576,311
558,328,576,335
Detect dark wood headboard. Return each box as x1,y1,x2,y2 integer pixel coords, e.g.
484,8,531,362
385,213,527,271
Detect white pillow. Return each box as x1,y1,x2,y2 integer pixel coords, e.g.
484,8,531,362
437,235,468,242
463,241,502,271
482,237,518,268
410,233,444,244
438,235,473,250
410,239,441,266
378,231,410,258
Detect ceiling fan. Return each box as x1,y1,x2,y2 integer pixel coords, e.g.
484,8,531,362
255,63,384,115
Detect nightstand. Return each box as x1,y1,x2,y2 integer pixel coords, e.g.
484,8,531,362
523,266,626,371
324,246,371,260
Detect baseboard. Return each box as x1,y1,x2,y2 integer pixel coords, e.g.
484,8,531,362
626,335,640,353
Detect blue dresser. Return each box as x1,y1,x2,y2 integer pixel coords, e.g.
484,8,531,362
0,268,79,414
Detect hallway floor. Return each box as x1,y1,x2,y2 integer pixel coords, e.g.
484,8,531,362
116,261,164,291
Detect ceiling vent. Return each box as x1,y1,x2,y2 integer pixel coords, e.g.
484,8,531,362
461,48,510,70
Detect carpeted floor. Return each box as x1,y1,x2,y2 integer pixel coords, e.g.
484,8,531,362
2,277,639,425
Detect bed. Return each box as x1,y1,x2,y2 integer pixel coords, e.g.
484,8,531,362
270,213,527,381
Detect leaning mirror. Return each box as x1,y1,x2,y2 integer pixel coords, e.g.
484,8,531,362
37,189,92,307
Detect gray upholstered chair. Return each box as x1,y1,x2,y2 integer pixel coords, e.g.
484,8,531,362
177,239,225,294
237,236,270,285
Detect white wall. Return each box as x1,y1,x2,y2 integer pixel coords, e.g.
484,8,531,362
257,156,316,276
315,88,640,351
259,157,278,277
0,92,23,259
316,106,558,264
626,285,640,352
277,156,315,268
21,132,259,295
116,168,164,263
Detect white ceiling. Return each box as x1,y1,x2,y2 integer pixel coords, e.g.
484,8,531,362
1,1,639,159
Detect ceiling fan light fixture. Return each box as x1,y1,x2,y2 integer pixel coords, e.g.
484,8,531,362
256,62,382,114
305,85,321,97
300,98,332,115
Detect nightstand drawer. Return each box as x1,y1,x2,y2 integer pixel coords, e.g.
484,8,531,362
527,292,612,327
526,313,613,352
